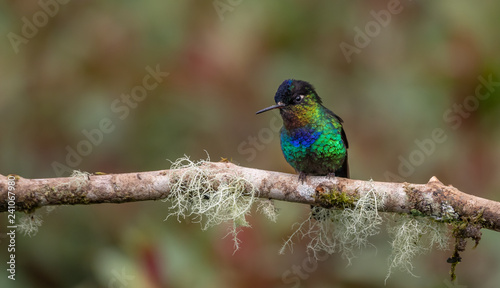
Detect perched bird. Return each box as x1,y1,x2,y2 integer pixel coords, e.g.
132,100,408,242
256,79,349,182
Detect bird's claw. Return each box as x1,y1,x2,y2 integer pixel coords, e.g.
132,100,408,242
298,172,307,183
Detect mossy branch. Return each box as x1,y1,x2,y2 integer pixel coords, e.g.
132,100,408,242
3,159,499,280
1,162,499,232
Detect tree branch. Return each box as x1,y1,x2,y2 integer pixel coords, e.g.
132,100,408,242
1,162,499,232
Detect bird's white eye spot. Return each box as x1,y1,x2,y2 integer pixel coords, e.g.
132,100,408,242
294,95,304,104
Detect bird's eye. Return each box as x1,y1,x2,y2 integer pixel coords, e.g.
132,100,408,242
293,95,304,104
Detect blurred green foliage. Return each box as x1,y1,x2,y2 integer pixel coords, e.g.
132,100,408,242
1,0,500,287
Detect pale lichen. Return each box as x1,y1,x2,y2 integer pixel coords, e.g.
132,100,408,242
70,170,91,191
20,170,88,236
256,199,279,223
164,155,257,251
281,180,385,264
385,215,449,282
50,170,91,194
18,214,43,237
434,202,459,222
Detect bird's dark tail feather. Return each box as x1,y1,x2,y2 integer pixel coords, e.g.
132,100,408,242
336,153,349,179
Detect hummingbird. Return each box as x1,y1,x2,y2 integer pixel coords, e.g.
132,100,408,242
256,79,349,183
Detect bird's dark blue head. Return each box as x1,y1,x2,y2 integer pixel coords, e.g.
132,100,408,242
274,79,322,105
256,79,322,115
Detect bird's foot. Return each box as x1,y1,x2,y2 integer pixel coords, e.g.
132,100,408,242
298,172,307,183
327,172,336,179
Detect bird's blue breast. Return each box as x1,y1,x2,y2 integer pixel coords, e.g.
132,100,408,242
289,128,321,148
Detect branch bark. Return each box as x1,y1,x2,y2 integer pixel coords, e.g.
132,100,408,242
1,162,499,232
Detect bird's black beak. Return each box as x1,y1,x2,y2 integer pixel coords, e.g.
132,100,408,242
256,102,285,114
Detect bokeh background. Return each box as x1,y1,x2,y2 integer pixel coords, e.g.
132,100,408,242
1,1,500,287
